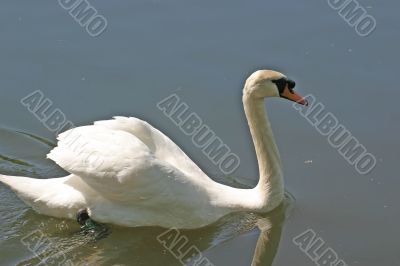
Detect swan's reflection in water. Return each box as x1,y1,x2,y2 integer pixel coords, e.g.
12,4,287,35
251,204,286,266
191,195,290,266
12,194,291,266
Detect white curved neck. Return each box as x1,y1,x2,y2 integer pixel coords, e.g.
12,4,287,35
242,94,284,210
208,93,284,212
243,95,281,184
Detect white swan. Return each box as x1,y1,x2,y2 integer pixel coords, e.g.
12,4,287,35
0,70,307,229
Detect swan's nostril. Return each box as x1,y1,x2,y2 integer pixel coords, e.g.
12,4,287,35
287,79,296,89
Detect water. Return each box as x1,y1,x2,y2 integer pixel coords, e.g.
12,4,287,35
0,0,399,265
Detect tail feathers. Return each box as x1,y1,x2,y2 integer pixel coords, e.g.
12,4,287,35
0,174,87,219
0,174,45,200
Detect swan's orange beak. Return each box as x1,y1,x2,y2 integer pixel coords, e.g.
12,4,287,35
280,85,308,106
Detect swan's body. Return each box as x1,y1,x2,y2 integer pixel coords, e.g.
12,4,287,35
0,70,307,229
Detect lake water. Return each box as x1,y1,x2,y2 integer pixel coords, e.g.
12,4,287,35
0,0,399,265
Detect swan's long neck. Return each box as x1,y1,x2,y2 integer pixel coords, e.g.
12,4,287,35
206,91,284,212
243,94,284,210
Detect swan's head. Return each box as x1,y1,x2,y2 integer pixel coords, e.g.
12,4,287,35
244,70,308,105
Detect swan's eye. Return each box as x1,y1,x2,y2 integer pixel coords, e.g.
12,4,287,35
287,80,295,94
287,79,296,90
271,78,287,94
272,78,296,94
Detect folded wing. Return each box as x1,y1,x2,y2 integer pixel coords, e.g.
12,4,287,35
93,116,208,179
47,117,208,202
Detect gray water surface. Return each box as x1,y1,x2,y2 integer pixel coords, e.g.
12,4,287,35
0,0,399,265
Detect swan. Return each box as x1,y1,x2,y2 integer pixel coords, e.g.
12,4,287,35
0,70,307,229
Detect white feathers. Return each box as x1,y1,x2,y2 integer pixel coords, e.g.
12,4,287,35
0,70,290,228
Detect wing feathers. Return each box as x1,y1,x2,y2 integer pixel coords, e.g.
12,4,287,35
46,117,209,201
